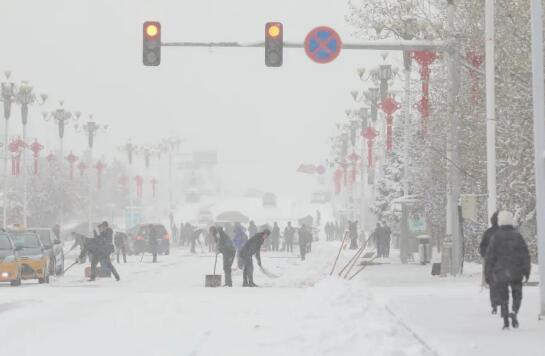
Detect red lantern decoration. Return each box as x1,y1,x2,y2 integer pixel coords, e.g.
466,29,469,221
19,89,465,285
466,50,484,106
378,95,401,153
8,138,26,176
362,127,378,167
150,178,158,198
316,165,326,175
65,152,78,180
77,162,87,177
411,51,438,135
135,175,144,200
95,161,106,190
30,140,44,175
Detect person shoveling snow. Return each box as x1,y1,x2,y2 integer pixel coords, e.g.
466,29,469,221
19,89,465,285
238,229,270,287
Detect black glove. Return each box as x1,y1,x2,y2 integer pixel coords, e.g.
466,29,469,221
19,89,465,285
524,275,530,283
257,261,262,268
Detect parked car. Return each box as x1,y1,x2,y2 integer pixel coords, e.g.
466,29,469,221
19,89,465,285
9,231,50,284
30,228,64,276
262,192,277,208
0,233,22,286
132,224,170,255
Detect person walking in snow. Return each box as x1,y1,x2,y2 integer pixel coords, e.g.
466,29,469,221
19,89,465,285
371,223,384,257
298,225,311,261
348,221,358,250
480,211,500,314
238,230,270,287
114,231,128,263
382,222,392,258
284,222,295,253
212,226,236,287
271,222,280,252
485,211,531,329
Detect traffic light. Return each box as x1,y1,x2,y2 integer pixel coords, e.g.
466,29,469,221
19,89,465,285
265,22,283,67
143,21,161,66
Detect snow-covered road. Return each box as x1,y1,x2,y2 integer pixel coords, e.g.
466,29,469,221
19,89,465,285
0,243,431,356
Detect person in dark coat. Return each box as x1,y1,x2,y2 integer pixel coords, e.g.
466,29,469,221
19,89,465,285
298,225,311,261
148,226,160,262
78,222,120,281
382,222,392,257
348,221,358,250
271,222,280,252
284,222,295,253
371,223,385,257
479,211,500,313
114,231,128,263
211,226,236,287
238,230,270,287
485,211,531,329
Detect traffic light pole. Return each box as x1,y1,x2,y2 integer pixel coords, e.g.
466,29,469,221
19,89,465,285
161,39,445,52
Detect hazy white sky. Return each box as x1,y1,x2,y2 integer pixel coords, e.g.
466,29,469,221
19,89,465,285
0,0,387,197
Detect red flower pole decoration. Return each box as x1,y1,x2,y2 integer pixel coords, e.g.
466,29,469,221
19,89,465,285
150,178,158,198
333,168,343,195
346,151,361,187
30,140,44,175
95,161,106,190
77,162,87,177
378,95,401,153
134,175,144,200
65,152,78,180
362,127,378,167
9,138,26,176
411,51,438,136
466,50,484,106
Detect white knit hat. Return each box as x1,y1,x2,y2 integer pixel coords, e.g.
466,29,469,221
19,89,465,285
497,211,514,227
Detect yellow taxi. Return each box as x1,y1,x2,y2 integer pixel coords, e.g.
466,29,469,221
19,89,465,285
0,233,21,286
9,230,50,284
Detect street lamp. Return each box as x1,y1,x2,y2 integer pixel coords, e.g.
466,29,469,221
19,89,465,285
1,71,15,228
15,81,47,227
75,115,108,236
43,100,81,164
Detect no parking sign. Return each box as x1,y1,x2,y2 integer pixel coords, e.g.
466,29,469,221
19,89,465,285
304,26,343,64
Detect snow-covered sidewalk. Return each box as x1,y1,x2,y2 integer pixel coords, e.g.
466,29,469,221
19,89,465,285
348,249,545,356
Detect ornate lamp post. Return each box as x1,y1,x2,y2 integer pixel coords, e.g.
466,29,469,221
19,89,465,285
160,136,182,210
1,71,15,228
77,162,87,177
75,116,108,235
150,178,158,199
15,81,46,226
378,95,402,154
43,101,81,164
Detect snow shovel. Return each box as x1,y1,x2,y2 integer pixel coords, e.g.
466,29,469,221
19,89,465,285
259,266,279,279
62,260,79,274
205,253,222,287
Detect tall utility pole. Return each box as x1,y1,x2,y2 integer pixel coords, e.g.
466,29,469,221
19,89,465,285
485,0,497,223
446,0,463,274
402,51,412,197
530,0,545,319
